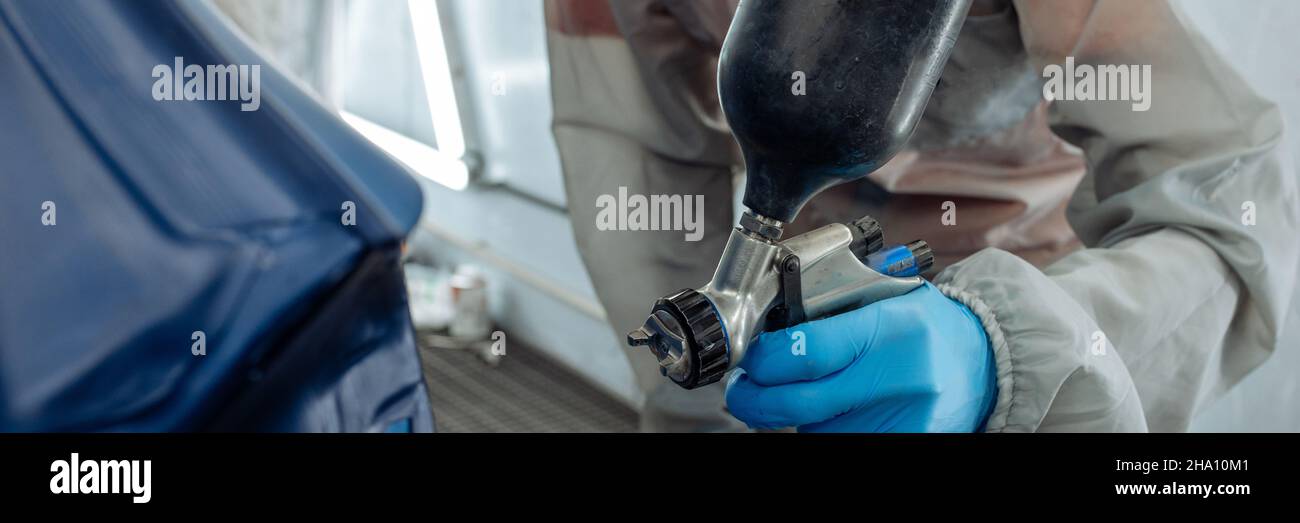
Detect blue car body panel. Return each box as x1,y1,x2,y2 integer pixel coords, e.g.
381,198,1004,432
0,0,433,432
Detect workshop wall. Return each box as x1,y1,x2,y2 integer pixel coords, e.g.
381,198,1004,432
1178,0,1300,432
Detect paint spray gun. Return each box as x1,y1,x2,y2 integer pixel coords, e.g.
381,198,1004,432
628,0,972,389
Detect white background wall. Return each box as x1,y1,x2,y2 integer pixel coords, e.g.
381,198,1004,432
412,0,640,405
1177,0,1300,431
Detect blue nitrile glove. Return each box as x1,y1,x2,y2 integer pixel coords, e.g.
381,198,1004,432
725,282,996,432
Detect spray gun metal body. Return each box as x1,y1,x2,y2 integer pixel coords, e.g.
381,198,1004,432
629,215,932,389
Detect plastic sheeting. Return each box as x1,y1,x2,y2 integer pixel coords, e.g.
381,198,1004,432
0,0,432,431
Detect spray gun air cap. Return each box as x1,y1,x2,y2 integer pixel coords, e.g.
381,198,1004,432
627,289,729,389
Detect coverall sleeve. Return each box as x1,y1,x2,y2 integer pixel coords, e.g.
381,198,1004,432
934,0,1298,432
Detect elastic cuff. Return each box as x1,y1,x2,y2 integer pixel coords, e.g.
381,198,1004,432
936,283,1016,433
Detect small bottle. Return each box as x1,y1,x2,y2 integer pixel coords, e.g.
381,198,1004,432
448,265,490,341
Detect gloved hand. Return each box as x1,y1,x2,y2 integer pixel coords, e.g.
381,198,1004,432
725,282,997,432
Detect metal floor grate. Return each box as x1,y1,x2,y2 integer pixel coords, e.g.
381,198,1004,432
418,335,638,433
